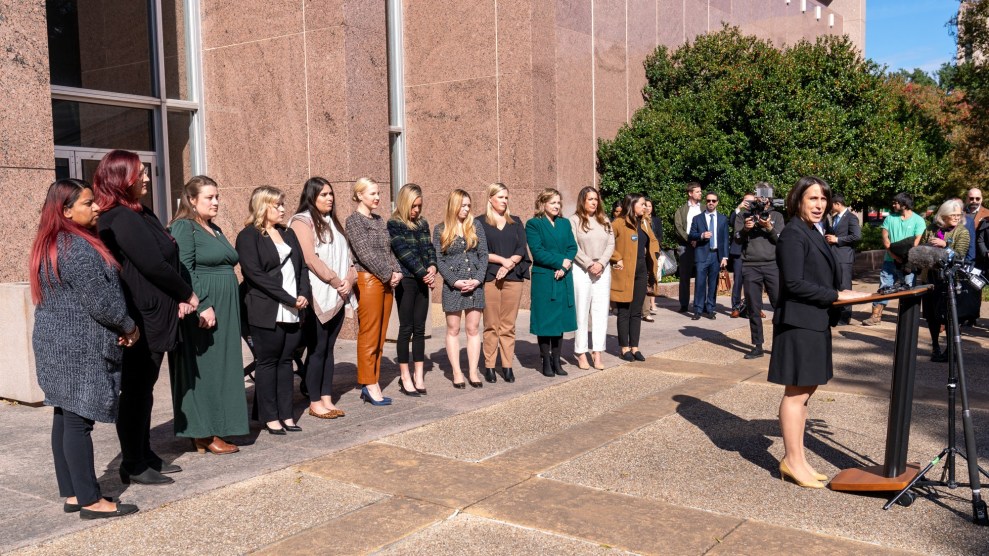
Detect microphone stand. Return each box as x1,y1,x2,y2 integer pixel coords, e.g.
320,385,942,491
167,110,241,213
884,263,989,525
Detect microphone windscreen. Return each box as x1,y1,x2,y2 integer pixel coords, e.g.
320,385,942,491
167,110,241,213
907,245,947,270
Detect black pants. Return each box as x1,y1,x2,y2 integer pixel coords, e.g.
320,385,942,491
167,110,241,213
304,310,345,402
395,276,429,364
729,254,744,308
52,408,100,506
678,246,695,310
117,338,164,473
537,335,561,360
616,268,647,348
838,262,853,322
742,263,779,347
251,323,302,423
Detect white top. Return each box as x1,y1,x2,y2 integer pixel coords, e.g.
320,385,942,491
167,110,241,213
274,240,299,324
288,213,357,323
686,201,702,229
705,210,719,250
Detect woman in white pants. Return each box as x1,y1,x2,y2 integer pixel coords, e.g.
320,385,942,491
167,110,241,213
569,186,615,370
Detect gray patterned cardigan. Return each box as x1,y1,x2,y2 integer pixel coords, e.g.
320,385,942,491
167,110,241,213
33,234,135,423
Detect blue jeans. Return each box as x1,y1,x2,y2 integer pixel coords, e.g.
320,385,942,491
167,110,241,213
694,249,720,314
874,260,914,307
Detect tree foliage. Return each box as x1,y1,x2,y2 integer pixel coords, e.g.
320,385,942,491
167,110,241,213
597,27,956,236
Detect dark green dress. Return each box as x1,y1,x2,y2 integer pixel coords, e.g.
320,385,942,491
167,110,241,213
169,219,249,438
526,215,578,336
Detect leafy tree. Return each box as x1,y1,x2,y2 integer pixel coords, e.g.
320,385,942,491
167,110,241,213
893,67,939,88
598,27,955,237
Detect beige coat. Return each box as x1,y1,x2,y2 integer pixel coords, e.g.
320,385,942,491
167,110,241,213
609,216,658,303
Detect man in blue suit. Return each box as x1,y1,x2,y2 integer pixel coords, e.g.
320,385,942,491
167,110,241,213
688,191,729,320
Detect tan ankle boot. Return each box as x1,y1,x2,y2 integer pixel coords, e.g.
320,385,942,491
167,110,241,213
861,305,884,326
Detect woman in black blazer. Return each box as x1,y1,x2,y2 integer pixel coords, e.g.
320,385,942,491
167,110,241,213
236,186,311,435
768,176,867,489
94,150,198,486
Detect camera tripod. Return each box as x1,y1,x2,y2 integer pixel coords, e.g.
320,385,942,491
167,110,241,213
884,266,989,525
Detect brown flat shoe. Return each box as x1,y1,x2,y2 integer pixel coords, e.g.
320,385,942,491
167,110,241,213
330,409,345,417
760,311,766,318
730,309,740,318
192,437,239,455
308,407,339,419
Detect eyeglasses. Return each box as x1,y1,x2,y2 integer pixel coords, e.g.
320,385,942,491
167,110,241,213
705,199,718,203
969,197,982,201
947,213,963,218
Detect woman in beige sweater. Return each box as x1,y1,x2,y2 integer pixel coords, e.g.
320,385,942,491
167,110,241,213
569,187,615,370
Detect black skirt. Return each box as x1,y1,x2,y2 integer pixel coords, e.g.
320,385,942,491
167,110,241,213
767,323,833,386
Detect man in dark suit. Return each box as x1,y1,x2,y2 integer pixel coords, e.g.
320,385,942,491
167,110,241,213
825,193,861,325
688,191,729,319
728,194,754,316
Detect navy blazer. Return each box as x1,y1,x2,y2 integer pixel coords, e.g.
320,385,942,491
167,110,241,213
235,225,312,329
773,218,841,332
826,209,861,266
688,211,730,261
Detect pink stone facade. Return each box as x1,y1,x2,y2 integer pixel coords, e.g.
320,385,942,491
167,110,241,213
1,0,857,288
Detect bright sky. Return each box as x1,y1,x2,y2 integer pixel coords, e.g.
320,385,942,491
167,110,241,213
865,1,959,75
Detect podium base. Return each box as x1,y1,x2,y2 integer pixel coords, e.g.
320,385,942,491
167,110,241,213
829,463,921,492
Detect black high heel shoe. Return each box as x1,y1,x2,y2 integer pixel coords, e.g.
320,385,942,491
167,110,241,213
282,422,302,432
467,371,483,388
541,357,554,377
503,367,515,383
484,368,497,383
265,424,287,435
398,378,421,396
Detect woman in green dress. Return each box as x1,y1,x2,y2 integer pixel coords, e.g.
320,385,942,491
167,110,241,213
169,176,248,454
526,188,578,377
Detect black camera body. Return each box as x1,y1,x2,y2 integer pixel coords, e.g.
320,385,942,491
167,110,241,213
743,199,770,221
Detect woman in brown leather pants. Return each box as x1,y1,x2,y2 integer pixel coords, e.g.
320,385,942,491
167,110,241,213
345,178,402,405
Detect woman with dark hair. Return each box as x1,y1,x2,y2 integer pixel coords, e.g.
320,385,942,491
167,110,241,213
236,186,311,434
289,177,356,417
609,193,658,361
920,198,970,362
347,178,402,404
526,188,578,377
769,176,867,488
32,179,140,519
94,150,197,486
434,189,488,388
479,182,529,383
569,186,614,370
388,183,437,394
168,176,247,454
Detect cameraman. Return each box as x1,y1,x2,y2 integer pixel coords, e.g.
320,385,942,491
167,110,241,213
734,184,784,359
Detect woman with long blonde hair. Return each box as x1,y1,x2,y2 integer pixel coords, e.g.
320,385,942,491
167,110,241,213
569,186,614,370
346,177,402,404
478,183,530,383
236,186,311,434
388,183,437,394
526,188,578,377
433,189,488,388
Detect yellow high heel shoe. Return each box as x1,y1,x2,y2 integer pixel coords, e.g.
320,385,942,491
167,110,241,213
779,460,824,489
808,469,828,482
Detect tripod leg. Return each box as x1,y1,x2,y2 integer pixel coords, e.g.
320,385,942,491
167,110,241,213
884,450,947,511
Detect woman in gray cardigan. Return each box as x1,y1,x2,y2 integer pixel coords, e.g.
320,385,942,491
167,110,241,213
30,179,140,519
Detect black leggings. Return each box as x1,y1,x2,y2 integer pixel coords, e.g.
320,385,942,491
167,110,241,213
251,323,302,423
537,335,562,360
616,269,647,348
117,339,164,473
53,408,100,506
304,310,345,402
395,277,429,364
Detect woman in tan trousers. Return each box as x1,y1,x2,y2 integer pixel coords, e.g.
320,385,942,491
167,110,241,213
345,178,402,405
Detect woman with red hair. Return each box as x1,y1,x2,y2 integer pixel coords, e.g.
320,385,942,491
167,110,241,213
31,179,141,519
93,150,198,486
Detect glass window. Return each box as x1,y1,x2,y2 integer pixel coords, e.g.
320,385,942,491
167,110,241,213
161,0,194,101
52,100,155,152
46,0,155,97
167,110,194,212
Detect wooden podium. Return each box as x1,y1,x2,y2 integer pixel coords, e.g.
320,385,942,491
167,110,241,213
828,285,932,492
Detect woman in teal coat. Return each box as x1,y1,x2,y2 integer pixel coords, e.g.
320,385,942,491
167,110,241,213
526,188,578,377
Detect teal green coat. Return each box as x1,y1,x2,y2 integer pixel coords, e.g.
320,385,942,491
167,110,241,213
526,216,578,336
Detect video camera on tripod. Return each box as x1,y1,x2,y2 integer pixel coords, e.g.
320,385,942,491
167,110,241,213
906,243,988,291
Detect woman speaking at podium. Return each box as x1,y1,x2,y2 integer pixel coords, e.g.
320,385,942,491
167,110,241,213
768,176,868,488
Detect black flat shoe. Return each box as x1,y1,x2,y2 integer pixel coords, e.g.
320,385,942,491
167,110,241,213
119,467,173,485
744,347,764,359
265,424,287,435
398,378,421,396
691,313,701,320
64,496,113,513
633,351,646,362
484,368,497,383
281,423,302,432
503,367,515,383
621,351,635,362
80,503,139,520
